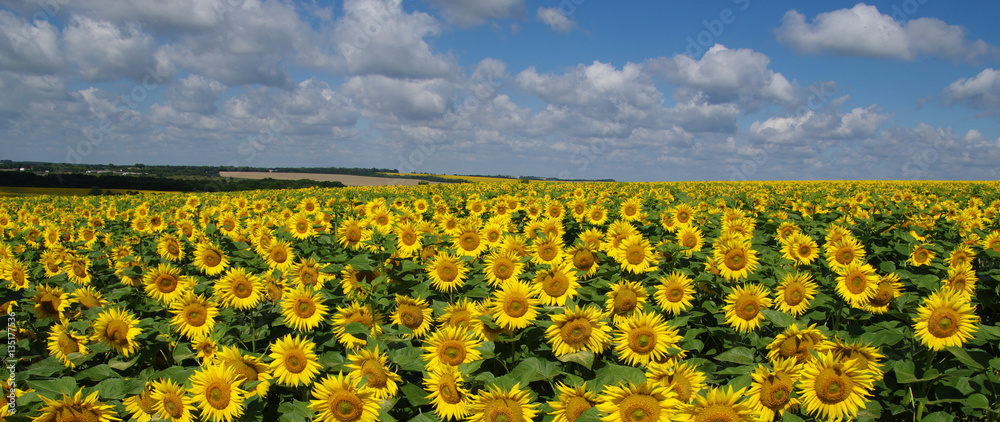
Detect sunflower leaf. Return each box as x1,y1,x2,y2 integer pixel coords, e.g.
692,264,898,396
400,383,431,407
556,350,594,370
714,347,756,365
761,309,797,328
946,346,988,371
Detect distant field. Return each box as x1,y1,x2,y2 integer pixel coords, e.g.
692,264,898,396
0,186,171,197
388,173,524,183
219,171,440,186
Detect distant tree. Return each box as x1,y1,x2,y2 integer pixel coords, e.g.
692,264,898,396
89,186,103,195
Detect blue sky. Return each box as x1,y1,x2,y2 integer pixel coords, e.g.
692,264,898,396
1,0,999,181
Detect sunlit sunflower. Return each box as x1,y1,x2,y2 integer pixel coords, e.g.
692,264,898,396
422,326,483,370
451,222,486,257
722,283,772,333
614,310,682,367
34,389,120,422
798,351,874,422
288,257,329,290
774,271,818,317
337,217,372,251
189,364,247,422
169,292,219,340
263,240,295,272
70,285,107,310
424,364,471,421
679,385,754,422
943,262,976,296
653,272,696,316
834,261,879,308
346,346,401,400
467,383,539,422
144,263,194,305
783,232,820,266
913,289,980,351
216,345,272,399
981,230,1000,253
744,358,800,421
214,267,263,310
567,244,600,278
47,322,89,368
157,233,186,262
545,305,612,357
491,279,541,330
531,235,565,266
150,378,196,422
534,262,580,306
62,254,92,285
712,238,759,282
309,372,380,422
4,258,31,290
605,280,649,326
32,284,69,321
436,298,482,332
907,243,935,267
947,244,975,269
596,381,681,422
332,302,383,349
394,220,423,258
549,382,598,422
91,307,142,357
286,213,316,240
392,294,433,338
825,236,865,270
609,234,657,274
862,272,904,314
646,360,706,404
268,334,322,387
339,265,381,301
426,253,469,293
193,335,218,361
193,242,229,276
278,286,327,332
482,250,524,287
675,225,705,257
125,382,159,422
819,337,885,381
587,205,609,226
766,323,827,365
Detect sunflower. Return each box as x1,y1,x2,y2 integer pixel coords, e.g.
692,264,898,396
71,285,107,310
436,298,482,332
943,262,976,296
712,238,759,282
783,232,819,266
426,253,469,293
722,283,772,333
287,213,316,240
394,221,423,258
596,381,681,422
531,235,565,266
33,389,120,422
280,286,328,332
653,272,696,316
819,337,885,381
675,225,704,257
143,263,194,305
339,265,381,301
679,385,754,422
981,230,1000,253
452,222,486,257
332,302,383,349
609,234,657,274
798,351,874,422
150,378,196,422
481,250,524,287
605,280,649,326
32,284,69,321
587,205,609,226
744,358,800,421
346,346,401,400
268,334,322,387
214,267,263,310
422,326,483,370
47,322,89,368
3,258,30,290
423,364,471,421
337,217,371,250
62,254,92,285
862,272,904,314
534,262,580,306
91,307,142,357
289,258,329,289
567,244,600,278
491,279,540,330
189,364,247,422
170,292,219,340
825,236,865,270
216,345,272,399
834,261,878,308
193,242,229,276
646,360,706,404
309,372,380,422
124,382,159,422
193,336,219,361
263,240,295,271
545,305,612,357
774,271,818,317
549,382,598,422
467,383,539,422
775,221,801,243
157,233,186,262
481,221,505,249
947,244,975,269
392,294,433,338
766,324,827,364
913,289,980,351
907,243,935,267
500,233,531,258
614,310,682,367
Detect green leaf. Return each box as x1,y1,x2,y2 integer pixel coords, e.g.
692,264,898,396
26,376,77,398
75,364,118,382
277,399,314,422
557,350,595,370
22,357,66,378
879,261,896,273
714,347,756,365
108,354,139,371
966,393,990,409
93,377,144,400
975,324,1000,340
344,321,369,336
401,383,431,407
389,346,426,372
921,411,954,422
508,357,560,386
761,309,797,328
572,406,603,422
408,412,443,422
346,254,374,271
592,363,645,389
946,347,988,371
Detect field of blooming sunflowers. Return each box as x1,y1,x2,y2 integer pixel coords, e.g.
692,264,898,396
2,180,1000,422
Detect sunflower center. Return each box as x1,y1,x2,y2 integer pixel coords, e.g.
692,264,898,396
734,297,760,321
285,351,307,373
271,248,287,263
331,393,363,421
868,284,894,308
163,394,183,417
294,298,316,319
666,374,693,402
439,342,467,366
488,231,500,242
814,366,852,404
57,333,79,354
398,305,424,330
439,378,462,404
438,262,458,282
484,399,523,422
167,242,180,255
232,278,253,299
798,245,812,257
402,231,417,245
667,286,683,302
230,359,259,385
460,233,480,251
682,235,697,248
724,249,747,271
206,382,231,410
184,303,208,327
837,248,854,265
504,296,528,318
626,245,645,265
784,285,804,306
538,244,558,262
573,249,595,269
299,267,318,286
628,328,658,354
106,320,129,344
494,261,513,279
693,404,740,422
542,273,569,298
560,318,593,348
296,222,308,233
203,251,220,267
155,274,178,293
39,294,60,315
619,394,660,422
614,289,638,315
361,359,388,388
928,308,960,338
760,373,794,410
845,272,869,295
565,396,593,421
677,212,690,223
346,227,362,242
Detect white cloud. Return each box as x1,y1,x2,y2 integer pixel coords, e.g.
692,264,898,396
425,0,525,27
942,68,1000,115
163,75,227,115
0,11,64,74
775,3,998,62
517,61,662,112
536,7,576,33
341,75,455,121
749,106,887,144
62,16,166,82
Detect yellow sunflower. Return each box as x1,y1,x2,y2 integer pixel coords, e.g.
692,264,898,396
679,385,754,422
422,326,483,370
91,307,142,357
452,222,487,257
280,286,328,332
482,250,524,287
834,261,879,308
32,284,69,321
337,217,372,250
744,358,800,421
214,267,264,310
774,271,818,317
913,289,980,351
426,253,469,293
567,244,600,278
309,373,380,422
263,240,295,271
783,232,819,266
595,381,681,422
825,236,865,270
394,220,423,258
604,280,649,326
3,258,31,290
268,334,323,387
722,283,772,333
435,298,482,332
491,279,540,330
62,254,92,285
712,238,759,282
189,364,247,422
531,235,565,266
467,383,539,422
798,351,874,422
33,389,120,422
193,242,229,276
346,346,402,400
193,336,218,361
287,213,316,240
143,263,194,305
943,262,976,296
47,322,89,368
549,382,598,422
157,233,186,262
676,224,705,257
216,345,272,399
169,292,219,340
124,382,159,422
332,302,383,349
150,378,197,422
766,323,827,365
613,310,682,367
653,272,696,316
819,337,885,381
862,272,904,314
609,234,657,274
534,262,580,306
545,305,613,357
646,360,706,404
71,285,108,310
289,258,329,290
392,294,433,338
423,365,471,421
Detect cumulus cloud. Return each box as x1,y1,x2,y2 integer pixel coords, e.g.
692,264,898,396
62,16,165,82
517,61,662,112
536,7,576,33
775,3,998,62
425,0,525,26
341,75,455,121
748,106,888,144
942,68,1000,116
163,75,227,115
0,11,64,74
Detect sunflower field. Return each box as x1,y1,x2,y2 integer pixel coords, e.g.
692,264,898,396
2,181,1000,422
